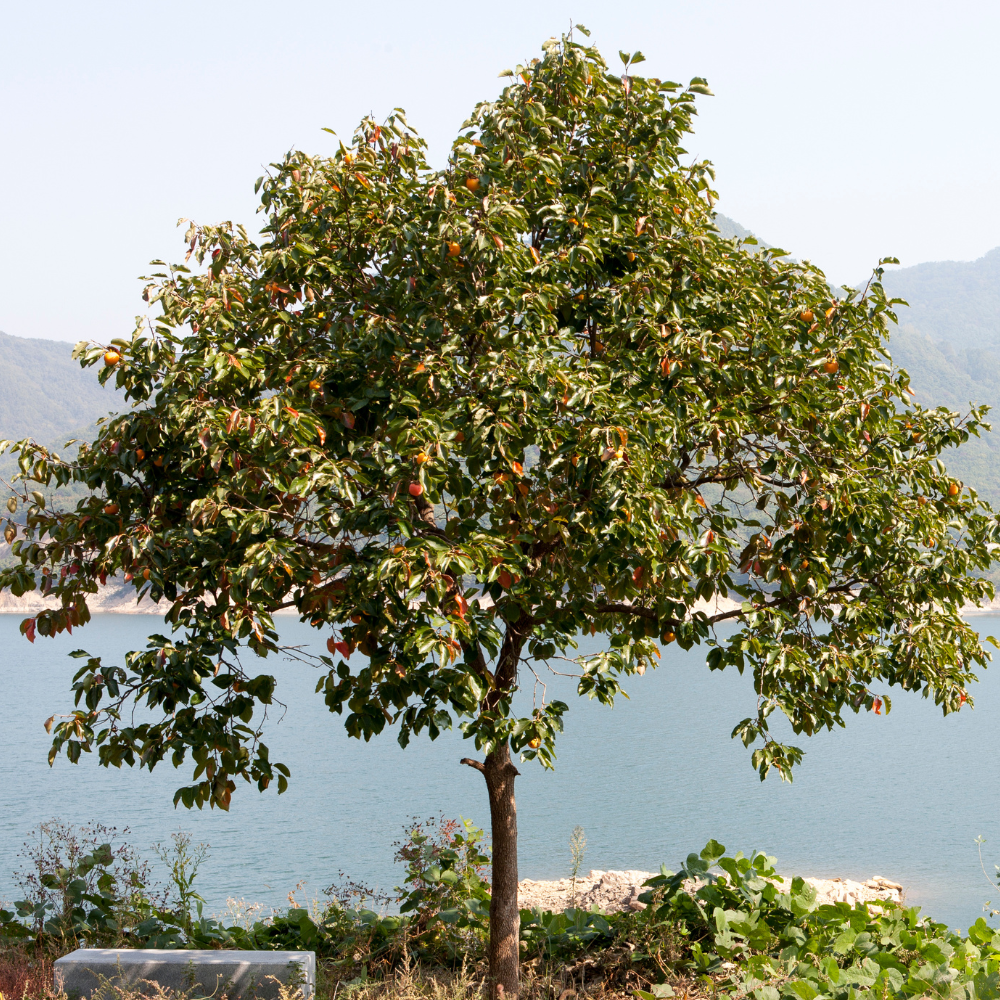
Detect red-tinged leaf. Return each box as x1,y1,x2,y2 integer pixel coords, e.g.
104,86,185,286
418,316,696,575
198,428,211,451
334,641,350,657
227,408,242,433
342,412,355,429
285,406,300,419
317,425,327,445
493,235,505,251
23,617,35,643
529,246,540,265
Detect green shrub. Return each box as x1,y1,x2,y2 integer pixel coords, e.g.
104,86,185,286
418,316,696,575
8,819,1000,1000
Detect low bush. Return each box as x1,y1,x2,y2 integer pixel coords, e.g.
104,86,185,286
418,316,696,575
4,820,1000,1000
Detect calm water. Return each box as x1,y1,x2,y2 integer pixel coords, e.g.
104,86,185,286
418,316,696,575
2,613,1000,932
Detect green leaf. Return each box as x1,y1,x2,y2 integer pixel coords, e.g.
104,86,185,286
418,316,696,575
700,839,726,864
782,982,819,1000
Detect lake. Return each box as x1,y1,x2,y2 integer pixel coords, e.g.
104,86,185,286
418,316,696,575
2,612,1000,932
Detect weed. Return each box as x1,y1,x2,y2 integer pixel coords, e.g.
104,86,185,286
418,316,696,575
568,828,587,909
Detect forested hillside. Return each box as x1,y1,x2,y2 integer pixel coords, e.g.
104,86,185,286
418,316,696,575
0,331,121,445
714,217,1000,509
876,252,1000,506
2,230,1000,510
0,331,123,543
882,249,1000,353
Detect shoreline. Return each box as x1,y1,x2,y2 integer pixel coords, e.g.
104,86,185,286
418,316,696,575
517,869,905,913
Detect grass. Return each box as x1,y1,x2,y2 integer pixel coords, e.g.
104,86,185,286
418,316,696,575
0,945,54,1000
0,939,701,1000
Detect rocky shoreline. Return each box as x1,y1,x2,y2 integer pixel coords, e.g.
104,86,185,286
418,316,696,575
517,869,904,913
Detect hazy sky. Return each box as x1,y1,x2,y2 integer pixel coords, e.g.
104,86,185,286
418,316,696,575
3,0,999,344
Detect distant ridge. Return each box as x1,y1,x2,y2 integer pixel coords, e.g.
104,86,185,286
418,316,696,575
879,248,1000,353
714,213,773,249
0,330,122,446
709,222,1000,520
2,230,1000,516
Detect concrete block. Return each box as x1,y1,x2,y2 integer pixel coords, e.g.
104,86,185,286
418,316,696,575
53,949,316,1000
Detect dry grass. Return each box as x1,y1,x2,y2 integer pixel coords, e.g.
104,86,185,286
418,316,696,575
0,946,55,1000
316,958,707,1000
0,941,703,1000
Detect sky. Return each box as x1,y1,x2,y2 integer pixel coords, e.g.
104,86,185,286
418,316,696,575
2,0,1000,344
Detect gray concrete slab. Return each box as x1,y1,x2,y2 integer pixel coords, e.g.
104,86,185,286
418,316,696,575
53,949,316,1000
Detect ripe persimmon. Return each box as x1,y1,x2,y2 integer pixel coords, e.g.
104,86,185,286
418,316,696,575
104,503,119,515
528,737,541,749
824,359,839,374
408,482,423,497
948,482,960,496
800,310,814,323
465,176,480,192
104,350,121,367
447,242,461,257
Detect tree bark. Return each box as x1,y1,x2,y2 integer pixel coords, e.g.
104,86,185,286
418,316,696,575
460,625,527,999
484,742,520,1000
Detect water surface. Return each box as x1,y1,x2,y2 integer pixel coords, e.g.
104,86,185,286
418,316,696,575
2,613,999,932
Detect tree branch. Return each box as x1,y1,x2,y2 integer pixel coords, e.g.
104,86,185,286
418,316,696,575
460,757,486,773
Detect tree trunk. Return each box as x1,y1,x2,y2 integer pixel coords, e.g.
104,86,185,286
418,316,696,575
461,629,527,999
484,741,520,1000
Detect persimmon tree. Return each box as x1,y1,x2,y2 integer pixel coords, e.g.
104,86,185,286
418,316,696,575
2,31,998,998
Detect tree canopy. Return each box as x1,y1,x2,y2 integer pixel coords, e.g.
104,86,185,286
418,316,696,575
2,26,996,852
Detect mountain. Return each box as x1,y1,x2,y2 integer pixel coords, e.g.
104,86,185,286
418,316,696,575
882,249,1000,354
2,235,1000,505
0,331,123,555
0,331,122,446
714,213,773,249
